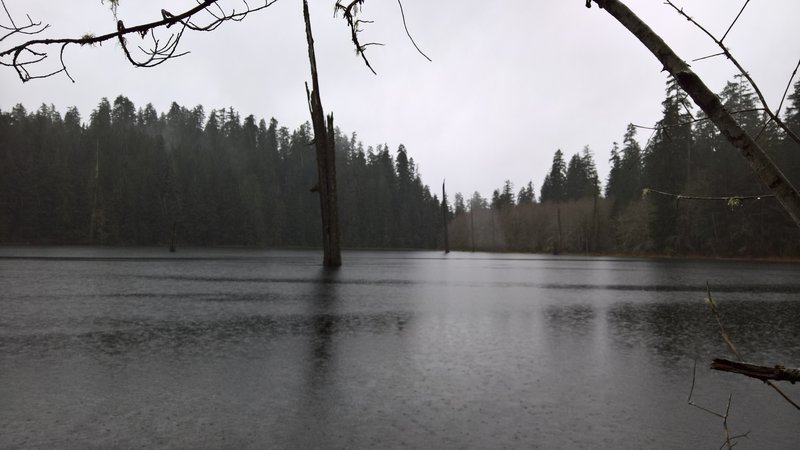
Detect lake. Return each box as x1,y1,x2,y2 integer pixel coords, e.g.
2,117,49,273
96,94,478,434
1,247,799,448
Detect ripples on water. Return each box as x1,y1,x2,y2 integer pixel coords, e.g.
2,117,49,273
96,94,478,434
1,247,799,449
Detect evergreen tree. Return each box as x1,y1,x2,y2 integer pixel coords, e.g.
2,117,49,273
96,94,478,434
643,78,693,251
607,124,643,214
540,149,567,203
517,181,535,205
605,141,621,199
564,146,599,201
454,193,466,215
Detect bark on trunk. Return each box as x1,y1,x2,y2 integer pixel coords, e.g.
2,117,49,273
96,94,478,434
593,0,800,228
303,0,341,267
711,359,800,384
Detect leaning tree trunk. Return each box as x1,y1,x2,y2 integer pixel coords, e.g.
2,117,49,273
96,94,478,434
303,0,341,267
592,0,800,228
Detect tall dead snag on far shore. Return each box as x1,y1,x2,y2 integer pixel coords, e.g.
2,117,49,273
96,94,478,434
442,180,450,254
304,0,341,267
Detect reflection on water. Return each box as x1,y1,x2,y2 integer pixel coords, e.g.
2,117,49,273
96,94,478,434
1,248,799,449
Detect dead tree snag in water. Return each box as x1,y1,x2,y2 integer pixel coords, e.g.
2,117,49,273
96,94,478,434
304,0,341,267
442,180,450,254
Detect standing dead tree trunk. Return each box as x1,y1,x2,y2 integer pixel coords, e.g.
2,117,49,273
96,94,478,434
591,0,800,229
303,0,341,267
442,180,450,254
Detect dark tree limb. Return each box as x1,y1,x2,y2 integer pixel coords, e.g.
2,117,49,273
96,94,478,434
711,359,800,384
304,0,341,267
334,0,431,74
0,0,276,82
703,284,800,411
334,0,376,74
591,0,800,229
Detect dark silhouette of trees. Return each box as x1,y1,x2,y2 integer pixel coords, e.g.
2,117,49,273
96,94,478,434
0,97,444,249
540,150,567,203
564,147,600,201
444,74,800,257
589,0,800,229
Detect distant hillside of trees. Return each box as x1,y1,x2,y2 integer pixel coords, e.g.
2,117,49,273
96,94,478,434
3,77,799,257
0,96,445,248
449,77,800,257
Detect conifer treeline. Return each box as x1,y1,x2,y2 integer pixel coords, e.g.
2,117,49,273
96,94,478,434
0,96,445,248
449,77,800,257
3,77,799,257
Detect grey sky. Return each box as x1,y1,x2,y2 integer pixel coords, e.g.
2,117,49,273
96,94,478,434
2,0,799,200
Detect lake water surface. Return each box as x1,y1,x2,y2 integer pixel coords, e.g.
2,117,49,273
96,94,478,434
1,248,799,448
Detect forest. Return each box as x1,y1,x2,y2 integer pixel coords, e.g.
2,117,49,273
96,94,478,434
450,75,800,257
2,76,799,257
0,96,444,249
451,77,800,257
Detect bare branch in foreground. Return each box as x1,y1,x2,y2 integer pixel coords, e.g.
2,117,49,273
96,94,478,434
0,0,49,43
334,0,377,75
663,0,800,148
711,359,800,384
687,360,750,450
396,0,431,62
0,0,277,82
703,284,800,411
589,0,800,228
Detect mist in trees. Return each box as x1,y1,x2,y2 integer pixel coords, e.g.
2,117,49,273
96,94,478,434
0,96,445,249
448,76,800,257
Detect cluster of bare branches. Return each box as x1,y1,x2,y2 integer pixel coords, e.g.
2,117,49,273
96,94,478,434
687,360,750,450
0,0,276,82
703,284,800,411
333,0,430,75
0,0,429,82
687,284,799,449
334,0,380,75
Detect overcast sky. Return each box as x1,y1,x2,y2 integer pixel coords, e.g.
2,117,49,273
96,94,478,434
2,0,799,199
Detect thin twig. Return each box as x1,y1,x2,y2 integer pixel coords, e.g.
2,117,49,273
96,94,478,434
775,57,800,119
632,108,763,131
396,0,431,62
0,0,276,82
765,381,800,410
720,0,750,43
687,359,748,449
705,283,743,361
692,51,725,63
